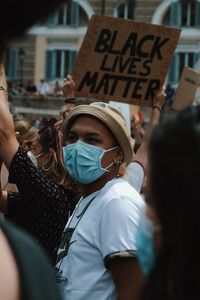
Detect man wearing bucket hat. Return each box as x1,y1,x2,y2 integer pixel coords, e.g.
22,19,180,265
56,102,145,300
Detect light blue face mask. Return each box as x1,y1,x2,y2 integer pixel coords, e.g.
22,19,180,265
136,209,160,276
62,140,118,184
27,151,46,167
27,151,38,167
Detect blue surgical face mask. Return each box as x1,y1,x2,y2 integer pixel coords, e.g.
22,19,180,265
62,140,118,184
27,151,38,167
136,209,160,276
27,151,46,167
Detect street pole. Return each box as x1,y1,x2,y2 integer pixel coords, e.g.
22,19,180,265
101,0,105,15
19,47,25,84
20,59,24,83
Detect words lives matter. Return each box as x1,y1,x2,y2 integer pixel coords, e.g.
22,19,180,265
77,28,170,101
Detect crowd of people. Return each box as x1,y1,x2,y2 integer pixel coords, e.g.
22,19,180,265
8,79,63,97
0,1,199,300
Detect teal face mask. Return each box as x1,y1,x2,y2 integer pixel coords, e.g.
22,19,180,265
136,210,160,276
62,140,117,184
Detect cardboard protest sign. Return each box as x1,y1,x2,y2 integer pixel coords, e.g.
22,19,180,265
172,67,200,111
72,15,181,107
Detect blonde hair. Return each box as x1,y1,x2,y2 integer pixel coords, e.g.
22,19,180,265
14,119,37,146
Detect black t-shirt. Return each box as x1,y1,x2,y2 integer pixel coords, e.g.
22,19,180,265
26,85,37,92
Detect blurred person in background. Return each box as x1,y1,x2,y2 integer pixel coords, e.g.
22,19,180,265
26,80,37,96
54,81,63,96
1,119,38,192
38,79,50,96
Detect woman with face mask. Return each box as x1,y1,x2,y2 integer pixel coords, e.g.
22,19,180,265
136,106,200,300
0,108,73,265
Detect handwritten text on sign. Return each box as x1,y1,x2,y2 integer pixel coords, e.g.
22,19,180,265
72,15,181,106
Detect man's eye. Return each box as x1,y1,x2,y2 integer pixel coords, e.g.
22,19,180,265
85,138,100,145
66,136,77,143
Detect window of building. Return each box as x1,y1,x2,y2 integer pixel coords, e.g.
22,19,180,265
168,52,199,83
160,0,200,84
163,0,200,27
45,49,77,81
181,0,196,26
46,0,88,27
5,48,19,80
116,0,135,19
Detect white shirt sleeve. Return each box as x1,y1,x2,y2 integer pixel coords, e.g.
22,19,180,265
123,161,144,193
99,194,143,260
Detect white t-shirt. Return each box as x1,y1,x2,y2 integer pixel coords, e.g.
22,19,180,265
56,178,144,300
38,82,49,95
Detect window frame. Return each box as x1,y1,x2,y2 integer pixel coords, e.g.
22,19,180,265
114,0,135,20
5,48,20,81
47,0,88,28
168,51,199,84
45,48,77,81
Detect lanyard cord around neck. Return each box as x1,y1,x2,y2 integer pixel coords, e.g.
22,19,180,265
56,191,101,269
68,191,99,229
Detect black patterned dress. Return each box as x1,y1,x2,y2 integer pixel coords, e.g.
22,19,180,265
6,147,70,265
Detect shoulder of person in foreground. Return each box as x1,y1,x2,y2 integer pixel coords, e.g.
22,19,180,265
0,220,61,300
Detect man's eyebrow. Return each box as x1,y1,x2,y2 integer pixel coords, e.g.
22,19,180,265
67,130,101,137
67,130,77,135
84,132,101,137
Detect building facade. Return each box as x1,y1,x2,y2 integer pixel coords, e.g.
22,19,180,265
5,0,200,88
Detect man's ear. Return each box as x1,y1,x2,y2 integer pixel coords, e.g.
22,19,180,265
118,163,126,176
21,141,30,152
115,147,124,164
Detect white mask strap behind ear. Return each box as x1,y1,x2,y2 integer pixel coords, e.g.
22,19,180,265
103,146,120,172
35,152,46,159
